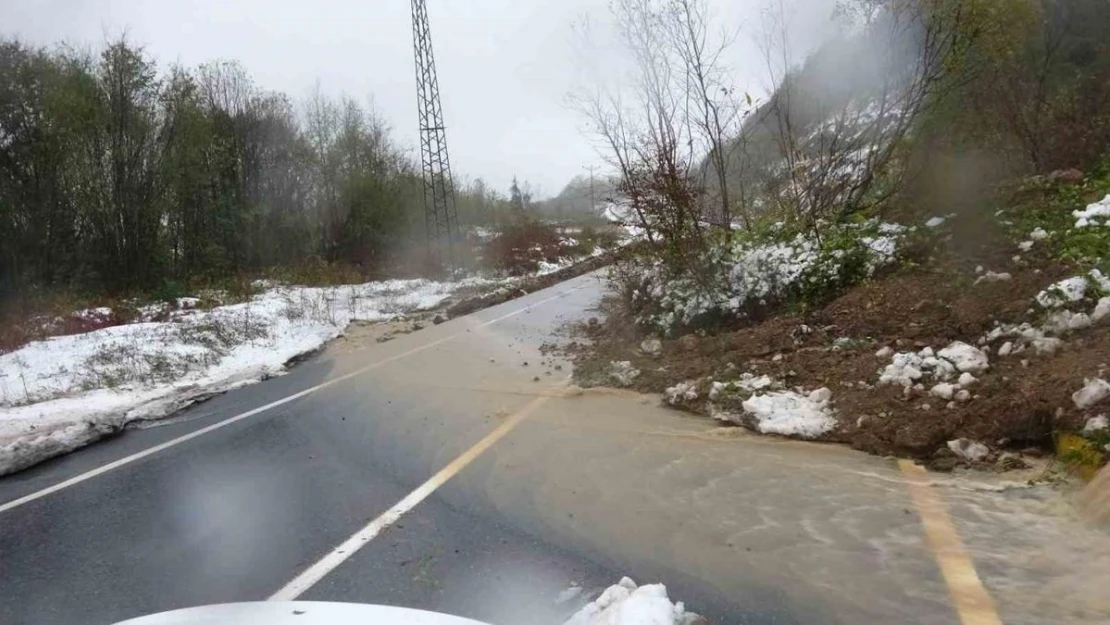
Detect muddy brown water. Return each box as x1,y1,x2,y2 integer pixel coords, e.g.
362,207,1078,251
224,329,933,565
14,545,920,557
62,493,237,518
1080,464,1110,524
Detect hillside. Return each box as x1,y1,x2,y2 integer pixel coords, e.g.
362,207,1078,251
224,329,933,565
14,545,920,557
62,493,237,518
531,174,620,221
565,0,1110,475
700,0,1110,226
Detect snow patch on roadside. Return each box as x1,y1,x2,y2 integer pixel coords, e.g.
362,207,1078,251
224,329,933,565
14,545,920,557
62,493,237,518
0,278,488,475
563,577,701,625
740,387,836,438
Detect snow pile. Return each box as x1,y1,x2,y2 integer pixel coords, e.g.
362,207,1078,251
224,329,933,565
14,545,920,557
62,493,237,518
0,278,483,475
878,342,988,387
740,387,836,438
1095,298,1110,324
609,361,641,387
708,374,775,400
563,578,701,625
1073,379,1110,410
663,382,699,405
1029,227,1049,241
937,342,991,374
947,438,990,462
925,216,946,228
985,323,1063,357
1073,194,1110,228
1034,276,1096,310
1044,310,1094,333
930,383,957,400
879,351,939,386
982,270,1110,359
1090,269,1110,291
1083,415,1108,435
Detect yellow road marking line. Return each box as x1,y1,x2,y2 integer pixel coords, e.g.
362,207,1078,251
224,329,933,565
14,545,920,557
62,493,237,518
898,459,1003,625
269,393,552,600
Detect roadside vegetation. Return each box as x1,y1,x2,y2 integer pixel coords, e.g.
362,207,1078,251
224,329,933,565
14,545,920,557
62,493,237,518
0,35,620,354
566,0,1110,473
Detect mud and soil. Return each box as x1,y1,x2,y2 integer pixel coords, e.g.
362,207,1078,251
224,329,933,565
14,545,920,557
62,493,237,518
563,259,1109,464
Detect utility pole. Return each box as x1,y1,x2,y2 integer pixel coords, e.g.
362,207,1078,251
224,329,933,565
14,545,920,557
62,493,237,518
584,165,600,213
411,0,459,266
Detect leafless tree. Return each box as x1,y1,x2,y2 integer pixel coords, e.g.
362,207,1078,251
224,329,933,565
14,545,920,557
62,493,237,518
661,0,752,230
573,0,755,272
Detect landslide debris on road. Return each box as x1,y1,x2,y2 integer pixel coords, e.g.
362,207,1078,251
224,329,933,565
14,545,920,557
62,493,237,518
560,182,1110,474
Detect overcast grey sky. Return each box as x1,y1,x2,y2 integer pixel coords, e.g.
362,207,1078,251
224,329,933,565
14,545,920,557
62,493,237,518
1,0,838,197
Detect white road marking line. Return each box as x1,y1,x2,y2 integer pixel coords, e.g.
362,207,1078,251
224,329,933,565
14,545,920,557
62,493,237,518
269,393,552,601
0,283,586,515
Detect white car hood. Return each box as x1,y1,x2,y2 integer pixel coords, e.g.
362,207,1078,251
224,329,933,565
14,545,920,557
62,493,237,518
114,602,491,625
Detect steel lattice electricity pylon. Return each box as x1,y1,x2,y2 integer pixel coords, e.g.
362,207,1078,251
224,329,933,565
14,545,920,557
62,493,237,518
411,0,459,263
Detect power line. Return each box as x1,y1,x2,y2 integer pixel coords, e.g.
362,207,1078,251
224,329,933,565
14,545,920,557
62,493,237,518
584,165,600,212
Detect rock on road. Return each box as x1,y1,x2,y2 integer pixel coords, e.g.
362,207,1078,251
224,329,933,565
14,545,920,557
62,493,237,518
2,271,1109,625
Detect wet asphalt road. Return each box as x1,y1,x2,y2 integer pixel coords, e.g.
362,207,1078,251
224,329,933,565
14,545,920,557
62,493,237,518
0,274,752,624
3,271,1108,625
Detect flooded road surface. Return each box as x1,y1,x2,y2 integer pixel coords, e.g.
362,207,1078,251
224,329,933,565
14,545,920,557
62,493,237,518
1,271,1107,624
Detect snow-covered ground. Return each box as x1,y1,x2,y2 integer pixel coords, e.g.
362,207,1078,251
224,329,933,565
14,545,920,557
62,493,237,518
628,219,908,332
0,218,627,476
0,277,498,476
537,242,610,276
